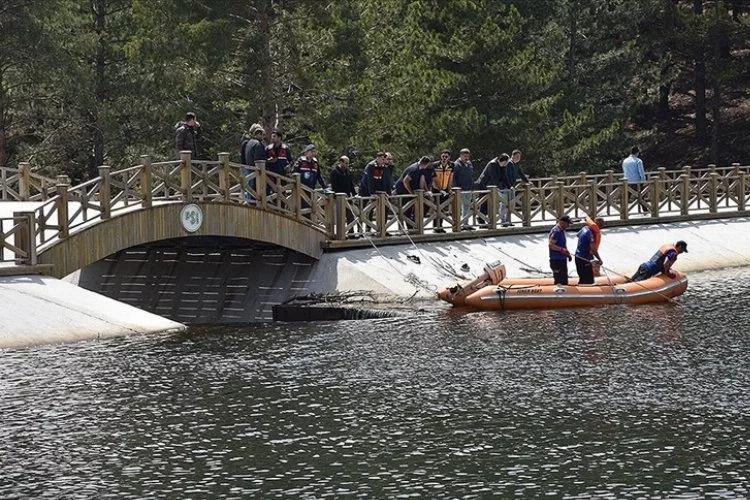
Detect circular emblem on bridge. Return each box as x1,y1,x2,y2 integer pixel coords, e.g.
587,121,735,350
180,203,204,233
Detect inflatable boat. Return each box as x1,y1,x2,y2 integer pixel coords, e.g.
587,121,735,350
463,271,688,310
437,262,628,306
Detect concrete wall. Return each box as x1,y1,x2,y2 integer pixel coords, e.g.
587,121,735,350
0,275,185,349
306,217,750,298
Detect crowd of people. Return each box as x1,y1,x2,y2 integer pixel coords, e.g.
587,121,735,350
177,113,687,285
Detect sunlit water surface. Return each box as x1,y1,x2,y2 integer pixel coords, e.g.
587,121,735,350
2,268,750,498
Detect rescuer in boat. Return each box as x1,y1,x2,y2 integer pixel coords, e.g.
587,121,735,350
549,215,573,285
630,241,687,282
575,216,605,284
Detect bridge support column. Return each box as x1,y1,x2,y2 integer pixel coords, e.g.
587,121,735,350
56,175,70,238
649,177,660,218
377,193,387,238
738,171,746,212
140,155,152,208
332,193,346,240
13,211,37,265
588,181,598,218
292,173,302,219
708,172,719,213
98,165,111,219
521,183,531,227
415,190,425,234
180,150,192,202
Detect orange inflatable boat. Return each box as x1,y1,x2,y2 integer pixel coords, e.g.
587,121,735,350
437,262,628,306
463,271,688,310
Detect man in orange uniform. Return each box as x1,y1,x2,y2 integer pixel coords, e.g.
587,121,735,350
431,149,454,233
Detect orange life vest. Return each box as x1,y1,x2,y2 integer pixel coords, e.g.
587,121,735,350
585,217,602,253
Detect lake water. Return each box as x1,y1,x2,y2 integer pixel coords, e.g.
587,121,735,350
1,268,749,498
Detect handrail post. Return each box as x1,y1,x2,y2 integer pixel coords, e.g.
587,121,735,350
256,160,267,208
140,155,153,208
98,165,111,220
649,177,659,218
179,150,192,202
604,170,614,215
620,179,629,221
292,173,302,220
415,190,425,235
13,211,37,265
588,181,598,217
56,175,70,238
376,192,388,238
555,182,564,219
738,171,746,212
521,183,532,227
708,171,719,213
488,186,498,229
18,162,31,201
218,152,231,202
680,174,690,216
451,187,462,232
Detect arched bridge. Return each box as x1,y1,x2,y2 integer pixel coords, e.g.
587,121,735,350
2,152,750,278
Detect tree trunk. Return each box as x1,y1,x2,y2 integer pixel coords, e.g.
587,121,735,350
89,0,107,176
567,0,578,82
257,1,276,130
694,0,707,145
0,78,7,168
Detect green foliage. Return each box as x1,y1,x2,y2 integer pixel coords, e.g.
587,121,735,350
1,0,749,178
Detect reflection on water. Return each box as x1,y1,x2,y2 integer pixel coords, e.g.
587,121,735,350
2,268,750,498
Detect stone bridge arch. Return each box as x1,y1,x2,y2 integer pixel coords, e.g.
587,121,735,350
38,202,326,278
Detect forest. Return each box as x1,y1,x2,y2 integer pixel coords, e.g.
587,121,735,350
2,0,750,182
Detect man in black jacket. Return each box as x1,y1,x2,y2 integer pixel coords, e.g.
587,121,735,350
330,155,358,237
174,112,200,159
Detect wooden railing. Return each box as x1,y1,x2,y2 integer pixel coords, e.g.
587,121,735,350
0,212,37,265
1,153,750,266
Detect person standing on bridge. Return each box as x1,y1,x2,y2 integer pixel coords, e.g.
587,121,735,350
265,129,294,177
630,241,687,282
431,149,453,233
453,148,475,230
241,123,266,203
293,144,327,191
175,112,200,159
549,215,573,286
503,149,529,226
622,146,648,213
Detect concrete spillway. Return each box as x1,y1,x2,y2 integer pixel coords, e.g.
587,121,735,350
0,274,185,349
64,217,750,325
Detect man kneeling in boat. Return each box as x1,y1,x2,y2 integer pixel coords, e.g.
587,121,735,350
631,241,687,282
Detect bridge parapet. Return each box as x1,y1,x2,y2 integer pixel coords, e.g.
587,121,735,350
2,155,750,270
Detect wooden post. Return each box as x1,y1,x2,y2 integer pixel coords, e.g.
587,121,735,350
292,173,302,220
179,150,192,202
256,160,267,208
140,155,152,208
738,171,746,212
680,174,690,216
13,211,37,265
311,187,320,223
56,175,70,238
555,182,564,219
708,163,717,173
488,186,498,229
451,187,462,232
18,162,31,201
334,193,346,240
377,192,388,238
649,177,659,218
98,165,111,220
588,181,598,218
708,171,719,213
521,183,531,227
324,192,335,238
604,170,614,215
218,152,231,202
620,178,629,221
415,190,425,234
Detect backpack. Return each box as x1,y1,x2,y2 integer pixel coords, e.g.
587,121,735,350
239,138,250,164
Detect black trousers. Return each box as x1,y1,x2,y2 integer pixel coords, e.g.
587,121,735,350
576,259,594,284
631,263,656,282
550,259,569,286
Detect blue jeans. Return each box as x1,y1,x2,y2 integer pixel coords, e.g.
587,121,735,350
500,188,514,223
460,192,473,225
